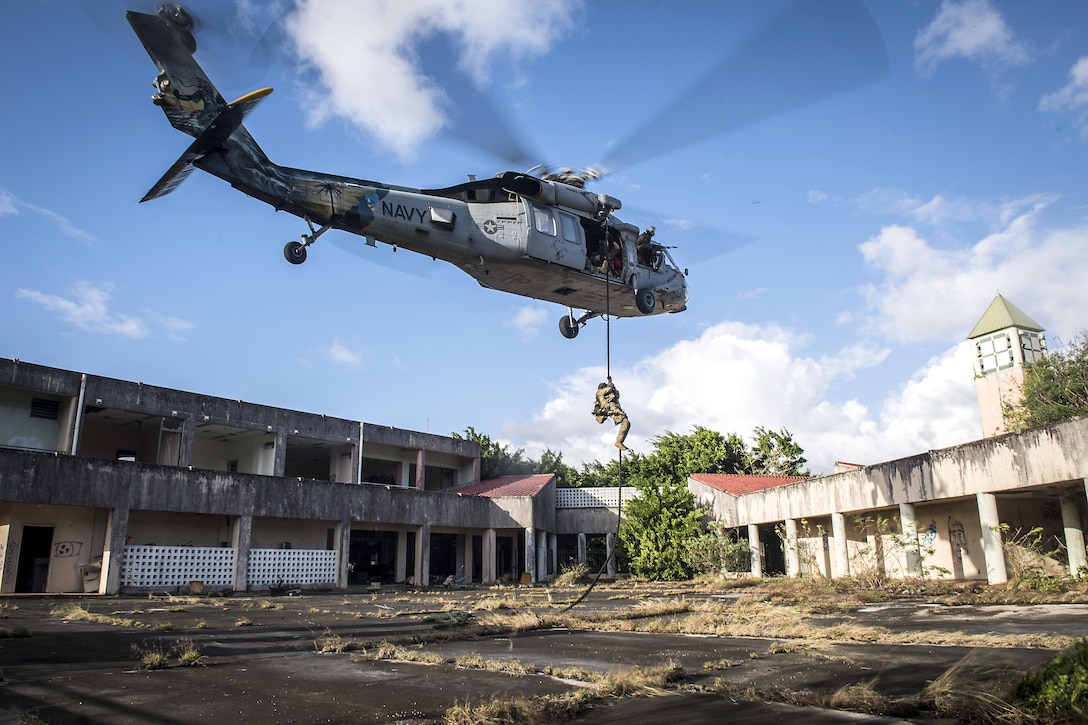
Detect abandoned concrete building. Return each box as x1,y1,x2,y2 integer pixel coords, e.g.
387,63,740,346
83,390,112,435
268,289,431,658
689,294,1088,584
1,295,1085,593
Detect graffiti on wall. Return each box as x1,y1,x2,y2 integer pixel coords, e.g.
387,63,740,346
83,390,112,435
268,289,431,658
949,518,968,555
54,541,83,558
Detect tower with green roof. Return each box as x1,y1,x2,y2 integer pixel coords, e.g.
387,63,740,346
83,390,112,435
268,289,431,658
967,294,1047,436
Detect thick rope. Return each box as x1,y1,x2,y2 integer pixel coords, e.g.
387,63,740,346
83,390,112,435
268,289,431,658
560,220,625,612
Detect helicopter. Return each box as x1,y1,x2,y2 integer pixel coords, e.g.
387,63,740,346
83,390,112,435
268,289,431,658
126,5,688,340
127,2,886,339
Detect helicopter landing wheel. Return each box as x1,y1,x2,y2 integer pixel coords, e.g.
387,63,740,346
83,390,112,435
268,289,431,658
559,314,579,339
635,288,656,314
284,240,308,265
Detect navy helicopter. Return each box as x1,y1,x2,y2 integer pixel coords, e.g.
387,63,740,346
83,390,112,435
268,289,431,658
127,2,886,339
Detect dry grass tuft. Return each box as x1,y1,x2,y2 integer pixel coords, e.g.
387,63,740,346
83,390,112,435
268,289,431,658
595,661,684,698
444,690,589,725
920,650,1034,723
828,680,890,713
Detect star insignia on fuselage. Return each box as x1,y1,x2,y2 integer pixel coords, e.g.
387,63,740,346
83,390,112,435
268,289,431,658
481,219,499,235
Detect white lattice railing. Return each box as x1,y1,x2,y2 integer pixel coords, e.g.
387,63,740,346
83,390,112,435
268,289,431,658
556,486,638,509
247,548,338,586
121,546,338,588
121,546,235,588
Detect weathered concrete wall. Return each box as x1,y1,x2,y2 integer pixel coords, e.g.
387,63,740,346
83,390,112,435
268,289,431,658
715,416,1088,526
0,450,507,529
555,507,623,535
86,377,361,445
362,424,478,460
0,503,107,594
0,359,82,396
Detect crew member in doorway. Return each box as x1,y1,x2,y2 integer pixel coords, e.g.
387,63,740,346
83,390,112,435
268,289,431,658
636,226,657,267
593,377,630,450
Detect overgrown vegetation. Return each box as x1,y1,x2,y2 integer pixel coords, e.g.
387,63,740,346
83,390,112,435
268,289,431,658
684,520,751,575
1006,330,1088,430
1015,638,1088,722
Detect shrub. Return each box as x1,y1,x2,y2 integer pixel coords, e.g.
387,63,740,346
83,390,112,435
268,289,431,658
1015,637,1088,721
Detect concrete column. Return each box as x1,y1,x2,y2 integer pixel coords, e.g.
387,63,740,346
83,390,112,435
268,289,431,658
536,529,548,583
472,456,481,486
101,507,130,595
1060,493,1087,575
577,533,587,566
415,450,426,490
231,514,253,592
784,519,800,578
548,533,557,578
747,524,762,577
415,524,430,586
335,518,351,589
605,532,616,578
273,431,287,477
395,530,408,583
462,534,473,584
899,503,922,577
524,527,536,583
976,492,1008,584
831,513,850,578
179,418,195,466
482,528,496,584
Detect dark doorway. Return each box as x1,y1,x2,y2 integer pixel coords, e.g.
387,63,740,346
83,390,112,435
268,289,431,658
16,526,54,593
496,535,515,582
471,535,482,583
429,533,458,581
759,524,785,576
348,531,396,584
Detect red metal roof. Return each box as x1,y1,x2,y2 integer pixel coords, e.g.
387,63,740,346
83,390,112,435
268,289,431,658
453,473,554,498
688,473,807,496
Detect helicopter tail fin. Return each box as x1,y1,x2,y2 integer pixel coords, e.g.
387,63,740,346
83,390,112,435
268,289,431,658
127,10,229,138
140,87,273,202
128,10,280,202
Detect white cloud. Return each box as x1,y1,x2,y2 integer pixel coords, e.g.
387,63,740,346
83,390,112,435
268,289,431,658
660,217,695,232
328,340,364,366
1040,57,1088,112
1039,56,1088,136
506,321,979,475
16,282,148,338
914,0,1030,85
286,0,580,158
508,305,548,341
857,206,1088,344
0,188,97,245
151,314,195,340
846,187,1056,230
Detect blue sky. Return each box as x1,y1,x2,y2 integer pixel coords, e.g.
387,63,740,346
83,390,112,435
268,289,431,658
4,0,1088,473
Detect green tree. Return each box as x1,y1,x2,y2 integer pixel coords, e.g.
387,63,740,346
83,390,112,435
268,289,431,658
744,426,810,476
451,427,532,480
1007,332,1088,430
533,447,579,488
619,471,704,579
641,426,748,483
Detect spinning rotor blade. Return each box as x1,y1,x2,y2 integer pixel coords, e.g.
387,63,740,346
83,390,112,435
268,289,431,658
416,33,540,169
83,0,291,91
599,0,888,174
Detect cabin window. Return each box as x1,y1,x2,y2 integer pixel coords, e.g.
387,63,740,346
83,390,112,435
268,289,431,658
559,213,581,244
532,205,556,236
